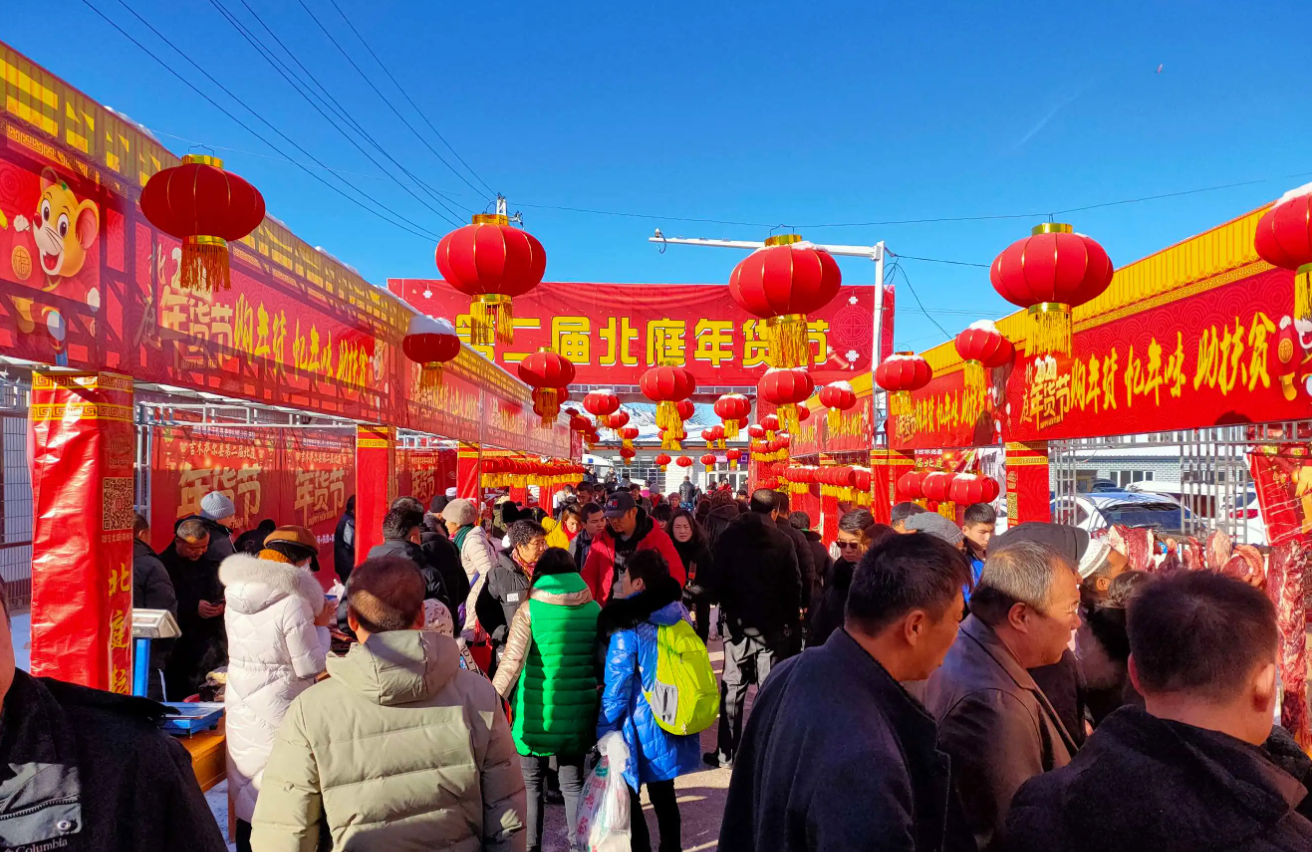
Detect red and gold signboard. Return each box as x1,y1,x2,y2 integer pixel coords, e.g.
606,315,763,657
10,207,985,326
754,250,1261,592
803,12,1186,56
791,393,876,457
355,425,395,566
391,278,885,388
29,371,135,692
398,448,457,508
1004,442,1051,527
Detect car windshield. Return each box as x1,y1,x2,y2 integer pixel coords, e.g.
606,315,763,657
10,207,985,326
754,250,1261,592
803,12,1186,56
1100,502,1189,529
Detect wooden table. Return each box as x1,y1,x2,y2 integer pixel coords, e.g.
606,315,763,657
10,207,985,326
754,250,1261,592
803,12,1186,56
180,719,226,793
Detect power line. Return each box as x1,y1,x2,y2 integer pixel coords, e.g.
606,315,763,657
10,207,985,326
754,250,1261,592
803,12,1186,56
889,261,951,339
325,0,496,199
81,0,444,242
207,0,465,226
293,0,491,203
886,251,990,269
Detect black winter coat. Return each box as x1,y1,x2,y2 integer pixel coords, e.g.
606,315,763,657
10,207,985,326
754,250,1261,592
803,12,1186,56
474,548,533,647
333,509,355,582
420,529,470,617
775,516,816,610
161,524,228,699
0,671,228,852
720,629,974,852
809,558,856,647
366,538,455,616
132,538,177,689
802,529,831,606
1003,707,1312,852
704,511,800,642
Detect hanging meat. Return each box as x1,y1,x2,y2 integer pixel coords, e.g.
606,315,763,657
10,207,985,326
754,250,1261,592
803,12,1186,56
1117,526,1156,573
1266,541,1310,749
1159,538,1182,574
1180,536,1203,571
1204,530,1233,573
1233,544,1266,588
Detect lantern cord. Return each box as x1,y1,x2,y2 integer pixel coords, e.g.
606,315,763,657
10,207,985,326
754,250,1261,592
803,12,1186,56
82,0,446,241
206,0,467,225
323,0,497,200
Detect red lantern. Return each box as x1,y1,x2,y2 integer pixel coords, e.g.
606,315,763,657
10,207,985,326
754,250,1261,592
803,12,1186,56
583,390,620,427
675,399,697,423
729,234,842,368
402,314,461,390
714,393,752,439
435,213,546,346
758,369,815,433
640,366,697,447
517,349,576,426
990,223,1114,356
896,470,927,502
139,154,266,291
949,474,1002,507
922,472,953,504
818,380,857,432
655,452,672,471
852,467,873,506
748,424,766,439
675,455,694,469
875,352,932,417
1255,186,1312,324
725,448,741,470
760,476,780,491
700,452,717,472
619,446,637,466
761,413,780,436
954,320,1014,400
569,415,591,433
619,426,640,451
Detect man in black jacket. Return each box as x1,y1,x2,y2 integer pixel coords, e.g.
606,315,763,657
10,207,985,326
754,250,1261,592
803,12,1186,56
367,506,455,618
789,510,832,607
720,534,974,852
771,492,816,616
0,580,228,852
394,496,469,617
131,513,177,701
1003,570,1312,852
702,489,801,768
161,517,226,699
333,494,355,582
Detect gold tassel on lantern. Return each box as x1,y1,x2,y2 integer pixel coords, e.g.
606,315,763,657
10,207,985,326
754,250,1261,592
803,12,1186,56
1298,263,1312,323
181,235,230,291
418,362,444,391
470,294,514,347
776,404,799,433
938,500,956,521
963,359,987,402
827,408,841,433
890,390,912,417
765,313,810,369
1027,302,1071,357
724,419,740,439
531,388,559,427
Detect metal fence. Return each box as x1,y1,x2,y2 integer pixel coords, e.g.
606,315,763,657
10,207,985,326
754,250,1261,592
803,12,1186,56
0,383,31,613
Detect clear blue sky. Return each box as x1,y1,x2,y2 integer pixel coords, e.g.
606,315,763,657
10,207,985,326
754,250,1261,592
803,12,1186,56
9,1,1310,350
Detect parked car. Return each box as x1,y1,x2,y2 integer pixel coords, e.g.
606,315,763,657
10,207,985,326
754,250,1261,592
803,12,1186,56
1125,481,1266,546
1051,491,1195,539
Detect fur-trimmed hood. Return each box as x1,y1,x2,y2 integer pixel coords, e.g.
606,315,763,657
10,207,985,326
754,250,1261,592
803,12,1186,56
220,552,324,616
597,574,684,637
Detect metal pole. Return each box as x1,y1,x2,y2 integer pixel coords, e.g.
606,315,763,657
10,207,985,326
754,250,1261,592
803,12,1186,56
873,240,886,372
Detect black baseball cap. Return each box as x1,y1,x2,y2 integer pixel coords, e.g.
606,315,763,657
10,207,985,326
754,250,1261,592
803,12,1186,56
604,491,636,518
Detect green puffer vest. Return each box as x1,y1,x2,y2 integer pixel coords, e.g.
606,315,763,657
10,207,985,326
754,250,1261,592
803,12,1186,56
512,572,602,756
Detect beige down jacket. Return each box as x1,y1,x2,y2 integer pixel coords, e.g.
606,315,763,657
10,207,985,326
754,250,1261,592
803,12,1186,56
250,630,527,852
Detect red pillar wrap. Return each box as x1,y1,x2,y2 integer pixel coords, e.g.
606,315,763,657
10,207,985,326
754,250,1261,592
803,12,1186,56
355,425,396,566
1005,441,1051,527
871,448,915,527
30,372,136,692
457,443,482,500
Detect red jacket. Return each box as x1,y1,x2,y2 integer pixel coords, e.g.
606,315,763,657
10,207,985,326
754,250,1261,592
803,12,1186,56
581,511,685,603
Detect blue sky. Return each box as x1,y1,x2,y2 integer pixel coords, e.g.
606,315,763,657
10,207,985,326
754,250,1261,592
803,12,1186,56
9,1,1311,350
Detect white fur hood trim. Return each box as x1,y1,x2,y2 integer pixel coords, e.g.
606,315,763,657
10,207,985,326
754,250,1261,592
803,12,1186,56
220,552,324,616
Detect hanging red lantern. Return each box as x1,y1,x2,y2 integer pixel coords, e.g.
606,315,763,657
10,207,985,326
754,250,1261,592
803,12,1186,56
517,349,575,426
714,393,752,439
760,475,781,491
896,470,928,502
797,405,812,423
655,452,672,471
402,314,461,390
1255,185,1312,325
619,446,636,466
852,466,873,506
990,223,1114,356
583,390,620,427
818,380,857,433
949,474,1002,507
761,413,780,436
758,368,815,433
619,426,640,451
675,399,697,423
675,455,694,469
640,365,697,448
725,448,741,469
435,212,546,346
748,424,766,439
729,234,842,368
955,319,1014,402
700,452,717,472
569,415,592,433
875,352,933,417
139,154,266,291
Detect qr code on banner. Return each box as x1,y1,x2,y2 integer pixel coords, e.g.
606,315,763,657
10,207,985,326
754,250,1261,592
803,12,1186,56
102,477,135,531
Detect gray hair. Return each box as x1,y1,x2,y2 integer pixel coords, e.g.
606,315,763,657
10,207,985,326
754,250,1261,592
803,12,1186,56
977,541,1074,611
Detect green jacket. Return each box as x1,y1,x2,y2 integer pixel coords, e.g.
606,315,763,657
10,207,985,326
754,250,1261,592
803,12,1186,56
491,572,601,756
251,630,526,852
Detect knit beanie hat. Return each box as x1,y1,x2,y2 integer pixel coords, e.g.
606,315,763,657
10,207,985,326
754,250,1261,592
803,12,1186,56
199,491,237,522
905,511,965,546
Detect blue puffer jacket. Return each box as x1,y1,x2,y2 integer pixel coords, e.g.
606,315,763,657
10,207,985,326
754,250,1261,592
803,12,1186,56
596,575,702,791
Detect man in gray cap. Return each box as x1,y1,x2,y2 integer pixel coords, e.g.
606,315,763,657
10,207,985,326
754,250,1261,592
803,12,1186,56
905,511,966,549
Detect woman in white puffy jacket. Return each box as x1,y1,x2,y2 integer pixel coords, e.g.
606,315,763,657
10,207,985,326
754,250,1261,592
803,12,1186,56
220,525,332,851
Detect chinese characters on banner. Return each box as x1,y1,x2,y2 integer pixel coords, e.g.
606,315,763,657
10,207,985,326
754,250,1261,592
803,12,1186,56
788,394,877,456
397,448,458,508
390,279,886,388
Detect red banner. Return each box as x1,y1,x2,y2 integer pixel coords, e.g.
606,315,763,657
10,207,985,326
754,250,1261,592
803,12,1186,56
0,43,572,457
397,448,458,509
791,394,877,457
1005,442,1051,527
30,372,135,692
355,426,395,566
389,278,880,388
1248,443,1312,548
149,424,353,582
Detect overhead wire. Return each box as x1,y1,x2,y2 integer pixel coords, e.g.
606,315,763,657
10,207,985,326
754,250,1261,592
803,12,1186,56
887,260,952,339
206,0,466,226
293,0,491,202
325,0,496,199
81,0,445,241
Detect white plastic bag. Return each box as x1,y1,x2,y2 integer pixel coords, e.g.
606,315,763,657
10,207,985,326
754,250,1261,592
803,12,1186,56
575,731,632,852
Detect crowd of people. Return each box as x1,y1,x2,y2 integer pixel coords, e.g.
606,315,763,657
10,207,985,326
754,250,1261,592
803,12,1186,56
5,471,1312,852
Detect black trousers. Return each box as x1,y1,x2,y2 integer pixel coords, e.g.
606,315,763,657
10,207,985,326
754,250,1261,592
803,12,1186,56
629,780,680,852
521,752,585,852
717,632,788,758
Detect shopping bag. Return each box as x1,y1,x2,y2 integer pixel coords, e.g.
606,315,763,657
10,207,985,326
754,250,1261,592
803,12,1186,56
575,731,631,852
